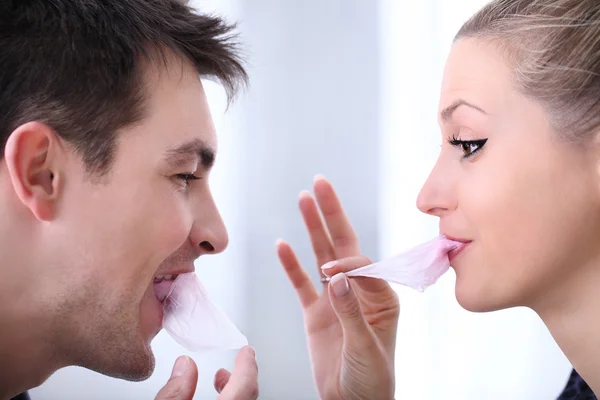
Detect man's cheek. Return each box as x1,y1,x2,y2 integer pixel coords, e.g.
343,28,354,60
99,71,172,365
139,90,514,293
153,209,193,258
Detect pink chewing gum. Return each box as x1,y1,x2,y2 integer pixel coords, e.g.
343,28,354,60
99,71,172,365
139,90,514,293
162,273,248,351
343,235,462,292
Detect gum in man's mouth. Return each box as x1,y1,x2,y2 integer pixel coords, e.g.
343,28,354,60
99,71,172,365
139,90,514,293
153,274,178,302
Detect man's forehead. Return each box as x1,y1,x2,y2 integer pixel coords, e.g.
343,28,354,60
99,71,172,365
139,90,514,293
137,54,219,167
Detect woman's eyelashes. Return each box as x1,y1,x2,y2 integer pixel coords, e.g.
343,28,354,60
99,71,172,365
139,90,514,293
447,134,488,159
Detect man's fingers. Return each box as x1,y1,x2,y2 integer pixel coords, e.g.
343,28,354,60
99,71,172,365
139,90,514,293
213,368,231,393
217,346,259,400
277,239,319,308
155,356,198,400
313,176,360,258
298,190,336,275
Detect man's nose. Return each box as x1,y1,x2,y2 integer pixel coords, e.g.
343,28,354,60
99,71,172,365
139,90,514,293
190,195,229,255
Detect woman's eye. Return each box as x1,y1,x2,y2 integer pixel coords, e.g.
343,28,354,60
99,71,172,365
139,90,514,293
448,135,488,159
176,173,200,187
461,142,479,156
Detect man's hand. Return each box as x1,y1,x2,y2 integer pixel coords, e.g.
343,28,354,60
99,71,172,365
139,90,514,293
214,346,259,400
155,346,258,400
154,356,198,400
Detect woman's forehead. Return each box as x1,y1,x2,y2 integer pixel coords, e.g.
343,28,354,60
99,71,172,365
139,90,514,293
439,38,514,115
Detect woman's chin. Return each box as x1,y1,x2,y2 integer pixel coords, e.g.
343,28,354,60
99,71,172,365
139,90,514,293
454,275,515,313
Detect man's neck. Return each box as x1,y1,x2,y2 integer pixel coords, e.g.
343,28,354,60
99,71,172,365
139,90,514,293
0,194,66,398
0,310,63,400
0,258,66,400
536,261,600,396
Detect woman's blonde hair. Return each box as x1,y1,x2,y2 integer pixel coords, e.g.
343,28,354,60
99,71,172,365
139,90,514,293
457,0,600,141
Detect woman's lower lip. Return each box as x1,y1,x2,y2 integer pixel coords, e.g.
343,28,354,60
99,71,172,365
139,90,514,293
448,242,470,262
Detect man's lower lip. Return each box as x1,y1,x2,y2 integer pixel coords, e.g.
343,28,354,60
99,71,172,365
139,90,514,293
154,294,165,332
448,242,470,262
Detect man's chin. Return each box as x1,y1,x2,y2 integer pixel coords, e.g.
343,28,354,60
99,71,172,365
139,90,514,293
120,358,155,382
122,343,156,382
89,341,156,382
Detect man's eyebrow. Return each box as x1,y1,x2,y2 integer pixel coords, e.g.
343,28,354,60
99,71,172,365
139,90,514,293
440,99,488,123
164,139,215,170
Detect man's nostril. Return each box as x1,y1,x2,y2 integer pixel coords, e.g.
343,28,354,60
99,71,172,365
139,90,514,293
199,241,215,252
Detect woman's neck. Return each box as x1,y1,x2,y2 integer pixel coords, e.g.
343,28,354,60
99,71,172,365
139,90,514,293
535,260,600,396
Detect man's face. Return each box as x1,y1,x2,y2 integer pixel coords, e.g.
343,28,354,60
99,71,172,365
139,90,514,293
48,57,228,380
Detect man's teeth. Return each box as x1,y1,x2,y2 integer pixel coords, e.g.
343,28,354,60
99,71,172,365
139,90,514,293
154,274,177,283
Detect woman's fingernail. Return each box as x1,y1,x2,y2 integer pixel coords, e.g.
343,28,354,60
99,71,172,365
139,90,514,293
172,356,190,378
321,261,336,271
314,174,326,182
331,273,349,297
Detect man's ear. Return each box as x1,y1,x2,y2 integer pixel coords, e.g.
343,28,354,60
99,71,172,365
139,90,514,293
4,121,64,221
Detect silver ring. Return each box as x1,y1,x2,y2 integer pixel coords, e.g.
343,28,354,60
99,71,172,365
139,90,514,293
320,277,331,283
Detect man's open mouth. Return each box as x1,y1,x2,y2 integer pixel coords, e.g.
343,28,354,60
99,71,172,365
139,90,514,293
153,274,179,302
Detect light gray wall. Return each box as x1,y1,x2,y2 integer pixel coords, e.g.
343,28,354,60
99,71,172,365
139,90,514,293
233,1,382,398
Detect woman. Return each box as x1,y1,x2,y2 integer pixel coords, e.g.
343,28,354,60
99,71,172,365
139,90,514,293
278,0,600,398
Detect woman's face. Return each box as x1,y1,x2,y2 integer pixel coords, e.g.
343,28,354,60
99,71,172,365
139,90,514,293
417,38,600,313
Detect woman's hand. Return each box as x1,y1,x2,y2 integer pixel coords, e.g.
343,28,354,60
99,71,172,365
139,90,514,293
277,177,399,400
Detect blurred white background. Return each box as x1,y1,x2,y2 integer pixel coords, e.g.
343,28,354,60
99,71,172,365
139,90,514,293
31,0,572,399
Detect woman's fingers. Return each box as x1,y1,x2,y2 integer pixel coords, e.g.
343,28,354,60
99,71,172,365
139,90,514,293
313,176,361,258
299,191,336,279
322,255,391,293
277,239,319,308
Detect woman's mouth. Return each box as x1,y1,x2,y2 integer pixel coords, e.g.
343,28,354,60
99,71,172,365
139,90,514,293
448,241,471,262
153,274,178,302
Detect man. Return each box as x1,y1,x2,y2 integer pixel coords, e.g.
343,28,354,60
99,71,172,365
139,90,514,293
0,0,258,398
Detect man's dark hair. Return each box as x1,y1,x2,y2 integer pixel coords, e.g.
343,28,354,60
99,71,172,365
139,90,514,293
0,0,247,175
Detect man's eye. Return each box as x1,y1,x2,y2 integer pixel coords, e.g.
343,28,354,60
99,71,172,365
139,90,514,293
448,135,488,159
176,173,200,186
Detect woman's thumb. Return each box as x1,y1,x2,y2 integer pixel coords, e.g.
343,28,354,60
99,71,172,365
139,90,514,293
328,273,376,348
